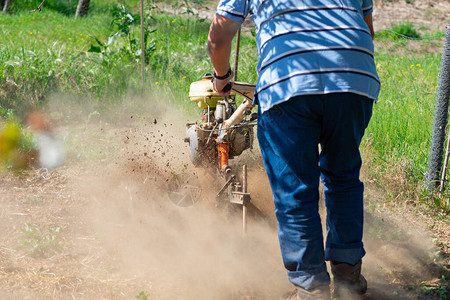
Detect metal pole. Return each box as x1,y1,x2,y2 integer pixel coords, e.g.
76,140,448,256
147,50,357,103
140,0,145,97
242,164,247,235
233,26,241,81
426,24,450,192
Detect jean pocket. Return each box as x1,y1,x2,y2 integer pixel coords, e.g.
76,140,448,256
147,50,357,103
268,104,284,117
259,103,285,128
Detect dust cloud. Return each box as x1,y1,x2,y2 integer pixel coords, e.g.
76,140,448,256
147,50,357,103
53,93,290,299
361,193,442,300
10,92,440,299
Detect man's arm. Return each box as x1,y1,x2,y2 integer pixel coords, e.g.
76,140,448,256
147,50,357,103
208,14,240,95
364,14,374,40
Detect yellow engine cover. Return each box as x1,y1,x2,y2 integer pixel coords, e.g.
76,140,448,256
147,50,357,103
189,78,229,109
188,78,256,109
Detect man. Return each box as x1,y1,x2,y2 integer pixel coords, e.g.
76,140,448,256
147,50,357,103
208,1,380,299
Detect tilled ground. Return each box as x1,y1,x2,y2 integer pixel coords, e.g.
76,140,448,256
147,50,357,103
0,100,448,299
0,1,449,298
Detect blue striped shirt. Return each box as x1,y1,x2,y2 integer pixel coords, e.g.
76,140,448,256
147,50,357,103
216,0,380,113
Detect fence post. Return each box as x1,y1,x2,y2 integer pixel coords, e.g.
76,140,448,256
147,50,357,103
140,0,145,97
426,24,450,192
75,0,90,19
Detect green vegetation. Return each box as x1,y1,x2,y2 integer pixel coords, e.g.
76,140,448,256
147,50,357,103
17,223,62,258
0,2,247,116
136,291,149,300
367,23,446,211
423,276,449,299
0,107,36,171
375,21,421,40
0,9,116,116
365,52,438,182
0,4,448,212
8,0,118,15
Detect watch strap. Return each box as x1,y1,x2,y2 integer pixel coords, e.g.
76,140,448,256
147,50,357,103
213,68,232,80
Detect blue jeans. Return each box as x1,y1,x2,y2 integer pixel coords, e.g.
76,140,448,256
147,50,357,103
257,93,373,290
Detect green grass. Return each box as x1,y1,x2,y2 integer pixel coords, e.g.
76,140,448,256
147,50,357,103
0,2,258,113
0,4,258,116
0,9,120,115
0,4,448,211
365,53,440,185
365,24,445,207
8,0,119,15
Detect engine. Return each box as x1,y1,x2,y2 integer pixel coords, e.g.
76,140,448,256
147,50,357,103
184,75,256,171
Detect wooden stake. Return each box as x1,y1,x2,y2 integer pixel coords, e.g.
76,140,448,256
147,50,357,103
140,0,145,97
234,26,241,81
242,164,247,235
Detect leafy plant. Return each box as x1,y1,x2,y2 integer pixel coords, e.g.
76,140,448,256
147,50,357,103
0,105,14,121
111,4,141,55
376,21,421,40
18,223,62,258
136,291,148,300
87,35,116,67
392,21,421,39
423,276,449,299
167,0,208,17
426,189,450,213
88,3,156,65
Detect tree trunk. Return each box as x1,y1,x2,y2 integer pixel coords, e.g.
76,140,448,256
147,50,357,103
2,0,11,14
75,0,90,19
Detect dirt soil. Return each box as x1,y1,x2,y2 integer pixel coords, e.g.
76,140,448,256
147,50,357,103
372,0,450,32
1,1,449,299
174,0,450,33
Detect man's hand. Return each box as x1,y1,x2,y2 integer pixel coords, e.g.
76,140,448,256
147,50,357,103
213,70,234,96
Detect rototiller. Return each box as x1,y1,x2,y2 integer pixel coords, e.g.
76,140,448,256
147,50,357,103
168,27,258,232
168,74,256,232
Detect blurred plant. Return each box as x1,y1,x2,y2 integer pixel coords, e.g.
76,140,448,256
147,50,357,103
0,116,36,171
18,223,62,258
136,291,148,300
0,105,14,121
0,121,20,163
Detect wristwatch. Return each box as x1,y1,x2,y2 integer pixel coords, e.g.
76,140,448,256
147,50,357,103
213,68,232,80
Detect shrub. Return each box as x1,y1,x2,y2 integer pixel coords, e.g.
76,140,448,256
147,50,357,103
376,21,421,40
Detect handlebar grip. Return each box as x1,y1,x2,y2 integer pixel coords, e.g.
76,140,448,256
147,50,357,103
222,82,232,93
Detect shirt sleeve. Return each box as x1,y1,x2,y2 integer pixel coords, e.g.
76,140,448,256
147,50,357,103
216,0,250,24
361,0,373,16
